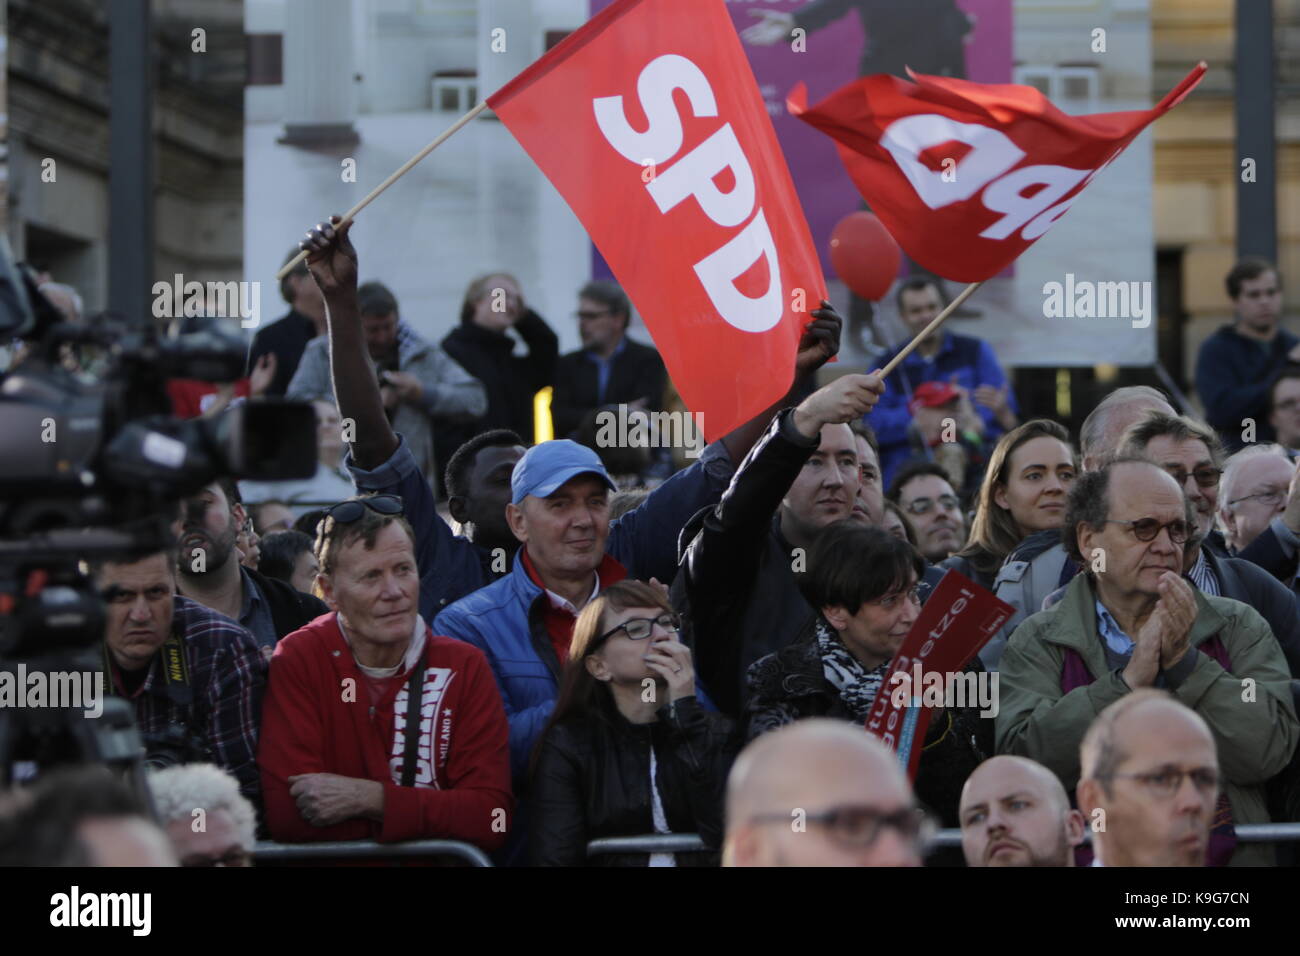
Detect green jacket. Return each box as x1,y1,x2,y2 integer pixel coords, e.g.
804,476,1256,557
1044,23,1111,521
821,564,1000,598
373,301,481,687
996,573,1298,867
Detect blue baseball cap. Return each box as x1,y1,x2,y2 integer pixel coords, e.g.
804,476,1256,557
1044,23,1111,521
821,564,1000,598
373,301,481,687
510,440,616,505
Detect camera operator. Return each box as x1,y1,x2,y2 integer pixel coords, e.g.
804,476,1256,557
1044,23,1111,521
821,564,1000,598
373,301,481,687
97,549,266,810
173,478,327,658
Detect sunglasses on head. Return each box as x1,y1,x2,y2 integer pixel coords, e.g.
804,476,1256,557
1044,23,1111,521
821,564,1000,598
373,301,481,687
324,494,404,524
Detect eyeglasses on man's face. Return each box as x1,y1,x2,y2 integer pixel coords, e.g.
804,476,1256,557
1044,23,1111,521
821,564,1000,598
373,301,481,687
1104,517,1190,544
1100,767,1219,799
1228,488,1286,509
750,804,936,850
1162,465,1222,490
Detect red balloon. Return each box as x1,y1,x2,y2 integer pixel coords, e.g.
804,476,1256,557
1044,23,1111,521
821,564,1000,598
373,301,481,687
828,211,902,301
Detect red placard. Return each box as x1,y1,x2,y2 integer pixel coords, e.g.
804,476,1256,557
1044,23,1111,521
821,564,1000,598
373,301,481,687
865,569,1013,780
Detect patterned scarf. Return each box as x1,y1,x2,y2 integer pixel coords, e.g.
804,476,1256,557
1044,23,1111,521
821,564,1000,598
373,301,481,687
816,618,890,722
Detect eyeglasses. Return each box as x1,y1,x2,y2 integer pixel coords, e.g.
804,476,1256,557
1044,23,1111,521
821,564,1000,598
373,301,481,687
751,804,936,850
324,494,404,524
575,309,612,321
1228,488,1287,509
1105,517,1190,544
904,495,959,516
1163,465,1223,489
869,584,923,611
1100,768,1219,798
598,612,680,643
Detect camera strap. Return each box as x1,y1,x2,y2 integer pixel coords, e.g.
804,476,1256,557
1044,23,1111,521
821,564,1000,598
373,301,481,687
158,630,194,708
101,628,190,706
400,651,428,789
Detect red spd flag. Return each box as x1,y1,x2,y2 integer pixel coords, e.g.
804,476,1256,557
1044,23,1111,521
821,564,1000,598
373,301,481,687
488,0,825,439
789,63,1206,282
865,570,1012,781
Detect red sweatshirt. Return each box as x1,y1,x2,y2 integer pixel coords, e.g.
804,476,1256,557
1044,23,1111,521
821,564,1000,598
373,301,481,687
258,612,513,849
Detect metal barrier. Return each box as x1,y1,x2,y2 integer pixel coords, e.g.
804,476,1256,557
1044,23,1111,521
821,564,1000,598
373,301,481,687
253,839,493,866
929,823,1300,849
253,824,1300,865
587,834,709,857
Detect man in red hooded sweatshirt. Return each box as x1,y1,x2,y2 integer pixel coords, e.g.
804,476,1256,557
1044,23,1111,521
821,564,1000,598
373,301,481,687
258,497,512,849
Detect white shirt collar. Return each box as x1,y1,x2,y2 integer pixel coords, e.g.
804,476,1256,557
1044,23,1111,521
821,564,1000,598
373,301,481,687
338,613,427,678
541,574,600,615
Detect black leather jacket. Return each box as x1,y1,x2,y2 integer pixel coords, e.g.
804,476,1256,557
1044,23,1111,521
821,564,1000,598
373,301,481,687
530,696,737,866
672,410,823,716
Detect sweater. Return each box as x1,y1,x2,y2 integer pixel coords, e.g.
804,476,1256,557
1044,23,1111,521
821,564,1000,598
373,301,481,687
258,612,513,849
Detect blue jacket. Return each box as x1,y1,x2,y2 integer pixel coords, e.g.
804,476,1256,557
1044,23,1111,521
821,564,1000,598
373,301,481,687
869,331,1016,485
432,441,736,782
350,434,736,626
1195,324,1300,451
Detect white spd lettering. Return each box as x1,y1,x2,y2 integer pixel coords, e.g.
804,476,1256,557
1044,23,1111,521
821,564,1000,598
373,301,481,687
880,112,1110,242
592,53,782,333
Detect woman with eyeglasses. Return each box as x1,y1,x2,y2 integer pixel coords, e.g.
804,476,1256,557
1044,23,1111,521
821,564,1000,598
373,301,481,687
943,420,1078,591
744,521,992,829
530,580,737,866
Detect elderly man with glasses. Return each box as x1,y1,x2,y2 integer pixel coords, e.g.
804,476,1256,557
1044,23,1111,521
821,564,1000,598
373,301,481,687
724,719,934,867
1078,690,1221,867
1218,444,1296,555
258,493,513,849
995,457,1298,866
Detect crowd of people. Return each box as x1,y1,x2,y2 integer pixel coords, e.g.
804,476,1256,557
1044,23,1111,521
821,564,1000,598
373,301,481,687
5,221,1300,870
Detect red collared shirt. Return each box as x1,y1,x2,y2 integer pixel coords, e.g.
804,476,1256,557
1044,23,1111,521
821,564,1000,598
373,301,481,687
519,548,627,666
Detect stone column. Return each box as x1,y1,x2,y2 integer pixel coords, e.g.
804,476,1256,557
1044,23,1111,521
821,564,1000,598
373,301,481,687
477,0,536,116
280,0,359,146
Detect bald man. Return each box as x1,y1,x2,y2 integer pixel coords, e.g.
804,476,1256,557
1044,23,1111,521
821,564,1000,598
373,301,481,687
1079,386,1176,473
1077,690,1218,867
959,755,1084,867
723,720,929,867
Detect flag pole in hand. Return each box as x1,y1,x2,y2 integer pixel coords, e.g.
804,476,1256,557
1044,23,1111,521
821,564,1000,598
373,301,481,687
275,100,491,281
878,280,985,378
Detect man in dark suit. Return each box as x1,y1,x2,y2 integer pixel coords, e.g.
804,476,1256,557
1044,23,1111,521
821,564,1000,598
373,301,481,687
246,248,327,396
550,280,667,441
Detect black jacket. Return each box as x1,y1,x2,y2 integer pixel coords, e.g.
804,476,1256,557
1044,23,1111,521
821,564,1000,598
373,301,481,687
672,411,822,716
530,697,737,866
440,309,558,441
1195,324,1300,451
673,410,946,716
246,309,319,397
245,566,329,643
743,633,993,828
1232,524,1300,591
551,337,666,439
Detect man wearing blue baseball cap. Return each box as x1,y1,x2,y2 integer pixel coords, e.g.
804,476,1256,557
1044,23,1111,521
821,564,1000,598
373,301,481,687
302,218,841,624
297,215,845,787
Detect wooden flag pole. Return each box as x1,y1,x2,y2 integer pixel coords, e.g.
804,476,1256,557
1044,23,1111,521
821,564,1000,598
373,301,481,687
877,280,985,377
275,100,492,281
